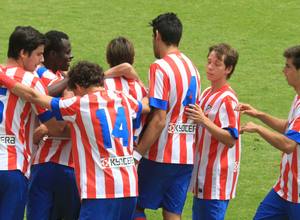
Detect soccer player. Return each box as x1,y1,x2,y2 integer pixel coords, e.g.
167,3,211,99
185,43,240,220
133,12,201,220
0,26,64,220
104,36,147,141
0,61,150,220
27,30,80,220
237,45,300,219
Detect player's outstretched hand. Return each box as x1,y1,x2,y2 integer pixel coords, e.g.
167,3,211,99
240,122,259,134
185,104,207,124
235,103,260,117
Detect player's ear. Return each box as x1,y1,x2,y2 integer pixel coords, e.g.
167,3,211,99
225,66,233,76
155,30,161,41
19,49,28,59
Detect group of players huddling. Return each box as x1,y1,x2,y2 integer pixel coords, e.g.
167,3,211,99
0,12,300,220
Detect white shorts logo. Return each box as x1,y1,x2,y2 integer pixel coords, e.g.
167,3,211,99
0,135,16,145
168,123,197,134
100,155,135,169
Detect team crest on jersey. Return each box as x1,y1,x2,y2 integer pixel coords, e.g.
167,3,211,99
204,105,212,113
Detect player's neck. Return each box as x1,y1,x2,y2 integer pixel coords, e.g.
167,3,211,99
294,85,300,96
86,86,105,94
160,45,179,58
6,58,24,69
210,79,228,93
43,60,58,73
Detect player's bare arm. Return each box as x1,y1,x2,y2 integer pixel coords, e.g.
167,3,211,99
104,62,139,80
237,103,288,133
136,108,166,155
47,76,69,97
241,121,297,154
141,96,150,114
0,74,70,137
186,104,235,147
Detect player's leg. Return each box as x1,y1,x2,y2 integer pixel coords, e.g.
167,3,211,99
27,163,56,220
287,199,300,220
79,197,137,220
136,158,168,219
253,189,288,220
0,170,28,220
50,164,80,220
192,197,229,220
161,163,193,220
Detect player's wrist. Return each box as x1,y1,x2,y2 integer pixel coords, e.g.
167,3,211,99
133,149,142,162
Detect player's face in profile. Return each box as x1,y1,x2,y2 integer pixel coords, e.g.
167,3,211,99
56,38,73,71
206,51,229,82
152,32,160,59
23,45,44,72
283,58,300,87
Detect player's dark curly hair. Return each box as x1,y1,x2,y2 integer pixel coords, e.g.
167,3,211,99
106,37,135,67
208,43,239,79
284,45,300,70
150,12,182,46
44,30,69,58
68,61,104,90
7,26,45,59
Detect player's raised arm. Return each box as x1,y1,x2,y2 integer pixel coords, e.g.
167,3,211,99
237,103,288,133
104,62,139,80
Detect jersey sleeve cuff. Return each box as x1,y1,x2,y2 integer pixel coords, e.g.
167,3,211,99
149,97,168,110
285,130,300,144
51,97,63,121
37,110,53,123
223,127,239,139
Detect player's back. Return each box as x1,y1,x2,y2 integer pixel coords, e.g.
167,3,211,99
104,76,147,140
58,89,141,199
146,51,201,164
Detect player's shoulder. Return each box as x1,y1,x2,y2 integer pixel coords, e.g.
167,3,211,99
221,86,238,103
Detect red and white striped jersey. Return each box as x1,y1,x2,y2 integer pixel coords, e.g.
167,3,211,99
32,66,73,167
51,89,142,199
35,65,64,87
104,77,147,140
274,95,300,203
144,51,201,164
191,84,241,200
0,66,52,175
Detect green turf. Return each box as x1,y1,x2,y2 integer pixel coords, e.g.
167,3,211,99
0,0,300,219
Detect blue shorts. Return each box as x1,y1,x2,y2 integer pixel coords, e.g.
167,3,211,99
137,158,193,214
0,170,28,220
27,162,80,220
192,197,229,220
254,188,300,220
79,197,137,220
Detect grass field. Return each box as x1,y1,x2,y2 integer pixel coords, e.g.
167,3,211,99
1,0,300,219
